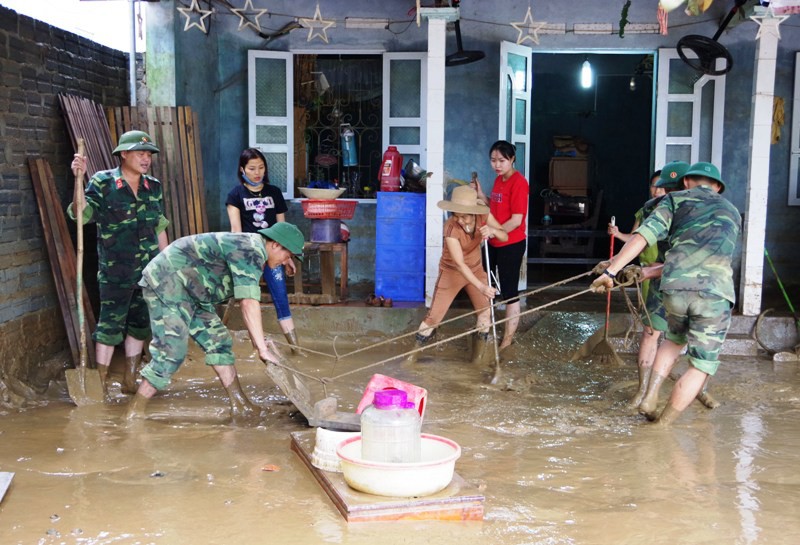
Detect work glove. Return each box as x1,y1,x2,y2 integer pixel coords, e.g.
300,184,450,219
592,260,611,275
617,264,645,284
590,274,614,294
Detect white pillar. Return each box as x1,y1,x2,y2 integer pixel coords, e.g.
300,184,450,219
740,10,785,316
421,9,456,307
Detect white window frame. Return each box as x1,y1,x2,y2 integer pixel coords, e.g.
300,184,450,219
655,48,726,168
789,52,800,205
382,52,428,169
248,50,427,200
247,50,294,200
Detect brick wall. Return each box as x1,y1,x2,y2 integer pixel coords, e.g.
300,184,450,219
0,6,130,404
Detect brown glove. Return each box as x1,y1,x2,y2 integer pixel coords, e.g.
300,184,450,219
592,260,611,275
617,264,645,284
590,274,614,294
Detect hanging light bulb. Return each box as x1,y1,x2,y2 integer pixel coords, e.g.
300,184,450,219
629,75,637,91
580,58,593,89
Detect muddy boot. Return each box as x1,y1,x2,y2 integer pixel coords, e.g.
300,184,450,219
638,373,666,420
283,329,304,357
125,393,150,421
654,403,683,426
471,332,492,365
122,355,141,395
97,363,110,385
224,375,262,420
404,331,435,365
628,365,652,410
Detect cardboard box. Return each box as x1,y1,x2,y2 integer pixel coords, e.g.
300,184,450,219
549,157,588,195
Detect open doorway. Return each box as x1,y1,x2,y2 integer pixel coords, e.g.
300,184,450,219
527,51,656,283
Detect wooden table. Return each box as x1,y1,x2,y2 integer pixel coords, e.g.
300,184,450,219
291,242,349,304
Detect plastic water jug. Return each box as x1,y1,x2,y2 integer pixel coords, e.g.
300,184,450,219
379,146,403,192
360,388,421,463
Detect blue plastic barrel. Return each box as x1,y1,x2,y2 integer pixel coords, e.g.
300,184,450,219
375,192,425,302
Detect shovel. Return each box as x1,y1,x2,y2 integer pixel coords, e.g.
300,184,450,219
571,216,624,366
66,138,105,405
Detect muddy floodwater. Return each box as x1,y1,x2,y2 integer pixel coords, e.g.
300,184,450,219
1,311,799,544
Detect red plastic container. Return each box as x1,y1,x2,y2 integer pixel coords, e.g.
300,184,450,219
379,145,403,192
301,199,357,219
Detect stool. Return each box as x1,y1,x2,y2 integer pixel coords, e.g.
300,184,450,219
293,242,348,303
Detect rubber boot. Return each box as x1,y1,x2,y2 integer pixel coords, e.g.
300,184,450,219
654,403,683,426
122,355,141,395
125,393,150,421
97,363,110,385
224,375,261,420
283,329,304,357
404,331,435,365
638,373,666,420
628,365,652,410
471,332,492,365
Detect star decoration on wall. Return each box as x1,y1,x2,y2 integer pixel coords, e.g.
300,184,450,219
177,0,213,34
300,3,336,43
511,6,547,45
231,0,269,32
750,7,789,41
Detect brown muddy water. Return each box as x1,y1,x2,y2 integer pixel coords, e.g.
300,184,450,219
1,311,799,544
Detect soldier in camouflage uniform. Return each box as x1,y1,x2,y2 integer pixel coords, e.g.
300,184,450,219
590,162,740,425
69,130,169,396
125,223,305,421
623,161,689,409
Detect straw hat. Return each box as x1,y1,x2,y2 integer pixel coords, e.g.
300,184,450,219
437,185,490,215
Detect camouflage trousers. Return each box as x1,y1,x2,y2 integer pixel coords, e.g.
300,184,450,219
139,277,234,391
663,290,733,376
93,283,150,346
641,277,667,332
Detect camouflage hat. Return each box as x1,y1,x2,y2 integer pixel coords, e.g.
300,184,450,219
112,130,160,156
655,161,690,189
684,161,725,193
259,222,305,261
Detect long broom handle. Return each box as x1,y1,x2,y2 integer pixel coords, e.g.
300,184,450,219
484,240,500,366
604,216,615,336
74,138,87,370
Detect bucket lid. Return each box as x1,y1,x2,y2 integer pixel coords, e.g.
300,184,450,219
373,388,415,409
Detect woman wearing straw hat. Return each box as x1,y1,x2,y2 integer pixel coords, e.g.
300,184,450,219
404,185,507,365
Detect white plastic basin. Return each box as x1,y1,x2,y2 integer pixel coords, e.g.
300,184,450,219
298,187,346,200
336,434,461,498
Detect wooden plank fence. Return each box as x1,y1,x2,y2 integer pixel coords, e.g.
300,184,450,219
28,158,97,370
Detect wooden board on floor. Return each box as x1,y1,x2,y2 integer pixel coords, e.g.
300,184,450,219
290,431,485,523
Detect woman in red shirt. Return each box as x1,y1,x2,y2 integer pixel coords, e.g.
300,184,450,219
474,140,529,351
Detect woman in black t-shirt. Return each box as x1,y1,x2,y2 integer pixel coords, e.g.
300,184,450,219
226,148,302,355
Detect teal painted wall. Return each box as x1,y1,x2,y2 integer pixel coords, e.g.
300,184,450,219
147,0,800,300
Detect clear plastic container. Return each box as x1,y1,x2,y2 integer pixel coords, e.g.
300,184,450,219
360,388,421,463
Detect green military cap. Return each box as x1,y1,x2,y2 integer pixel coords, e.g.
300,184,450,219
684,162,725,193
655,161,690,189
259,222,305,261
113,130,160,156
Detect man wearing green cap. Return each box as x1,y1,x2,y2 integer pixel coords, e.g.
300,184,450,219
617,162,689,409
590,161,740,426
125,223,305,421
69,130,169,396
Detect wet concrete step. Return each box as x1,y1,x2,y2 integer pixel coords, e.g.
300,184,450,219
606,314,797,357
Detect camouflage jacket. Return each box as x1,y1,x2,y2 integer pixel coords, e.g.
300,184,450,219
139,233,268,304
69,167,169,288
635,186,741,303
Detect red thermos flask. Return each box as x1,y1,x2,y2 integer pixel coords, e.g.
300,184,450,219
379,146,403,192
